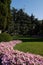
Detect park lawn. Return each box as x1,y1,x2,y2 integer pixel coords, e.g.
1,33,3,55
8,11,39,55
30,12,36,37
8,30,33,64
14,42,43,56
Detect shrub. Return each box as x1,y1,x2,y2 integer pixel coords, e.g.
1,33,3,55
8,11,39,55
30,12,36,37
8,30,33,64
0,32,13,42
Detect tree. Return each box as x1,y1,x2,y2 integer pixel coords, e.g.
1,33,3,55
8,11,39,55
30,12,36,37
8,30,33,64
0,0,11,32
11,7,43,36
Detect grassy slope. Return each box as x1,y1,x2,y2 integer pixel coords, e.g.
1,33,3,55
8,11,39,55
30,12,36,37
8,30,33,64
14,42,43,56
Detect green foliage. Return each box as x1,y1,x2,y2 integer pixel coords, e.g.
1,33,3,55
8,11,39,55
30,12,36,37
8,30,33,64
0,0,43,36
11,8,43,36
14,42,43,56
0,0,11,31
0,32,13,42
13,35,43,42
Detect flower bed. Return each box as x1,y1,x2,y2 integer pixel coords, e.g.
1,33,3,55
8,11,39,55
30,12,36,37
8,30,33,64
0,40,43,65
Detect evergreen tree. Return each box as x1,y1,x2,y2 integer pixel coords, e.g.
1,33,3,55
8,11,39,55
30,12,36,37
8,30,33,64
0,0,11,31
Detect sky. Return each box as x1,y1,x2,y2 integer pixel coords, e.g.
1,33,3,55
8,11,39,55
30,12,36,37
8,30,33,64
11,0,43,20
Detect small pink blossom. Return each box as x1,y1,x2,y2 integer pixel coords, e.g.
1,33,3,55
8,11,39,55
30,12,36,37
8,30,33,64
0,40,43,65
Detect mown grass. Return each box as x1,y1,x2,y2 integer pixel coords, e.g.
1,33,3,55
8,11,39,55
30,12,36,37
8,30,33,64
14,42,43,56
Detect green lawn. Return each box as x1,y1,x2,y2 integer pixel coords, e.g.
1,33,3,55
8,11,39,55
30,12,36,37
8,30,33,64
14,42,43,56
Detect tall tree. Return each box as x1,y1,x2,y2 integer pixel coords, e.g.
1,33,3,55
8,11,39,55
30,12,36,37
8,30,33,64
0,0,11,31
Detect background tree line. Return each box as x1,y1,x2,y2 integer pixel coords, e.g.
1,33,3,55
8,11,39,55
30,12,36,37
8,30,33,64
10,8,43,36
0,0,43,37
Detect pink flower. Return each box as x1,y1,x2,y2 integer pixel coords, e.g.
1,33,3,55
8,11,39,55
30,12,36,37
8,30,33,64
0,40,43,65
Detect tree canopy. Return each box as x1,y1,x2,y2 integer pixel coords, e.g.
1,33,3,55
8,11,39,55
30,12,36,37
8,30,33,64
0,1,43,36
0,0,11,31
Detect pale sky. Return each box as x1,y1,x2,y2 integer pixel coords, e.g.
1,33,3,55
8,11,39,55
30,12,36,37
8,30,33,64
11,0,43,20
